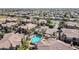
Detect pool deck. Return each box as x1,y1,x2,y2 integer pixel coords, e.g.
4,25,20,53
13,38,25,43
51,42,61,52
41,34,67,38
37,38,77,50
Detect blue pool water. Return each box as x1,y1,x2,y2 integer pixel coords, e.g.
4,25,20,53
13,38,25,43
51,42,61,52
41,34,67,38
32,35,42,43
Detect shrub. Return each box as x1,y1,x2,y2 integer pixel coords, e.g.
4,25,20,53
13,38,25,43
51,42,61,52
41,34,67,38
34,17,40,21
47,20,52,24
47,20,56,28
48,24,54,28
22,16,30,19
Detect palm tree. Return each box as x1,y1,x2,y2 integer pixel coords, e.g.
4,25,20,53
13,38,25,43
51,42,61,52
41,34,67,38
17,39,30,50
57,27,62,40
0,31,4,40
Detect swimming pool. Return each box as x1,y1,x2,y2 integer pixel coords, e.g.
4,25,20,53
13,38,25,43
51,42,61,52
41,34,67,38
32,35,43,43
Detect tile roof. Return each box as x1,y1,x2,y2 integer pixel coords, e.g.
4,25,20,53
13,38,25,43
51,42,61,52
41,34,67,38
0,33,24,49
62,28,79,38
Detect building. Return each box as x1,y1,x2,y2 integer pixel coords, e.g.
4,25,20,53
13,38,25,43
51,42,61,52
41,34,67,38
38,19,47,25
65,21,79,29
2,22,17,28
61,28,79,45
6,17,18,22
16,23,37,34
45,29,57,38
0,33,24,49
0,39,11,50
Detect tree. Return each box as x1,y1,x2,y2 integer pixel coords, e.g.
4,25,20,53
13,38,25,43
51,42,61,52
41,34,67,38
47,20,51,24
57,27,62,40
17,39,29,50
47,20,55,28
22,16,30,19
34,17,40,21
0,31,4,40
59,21,65,28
